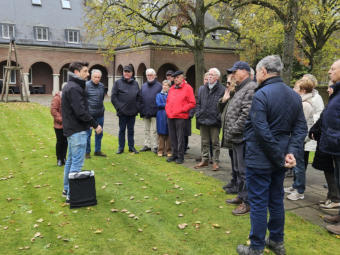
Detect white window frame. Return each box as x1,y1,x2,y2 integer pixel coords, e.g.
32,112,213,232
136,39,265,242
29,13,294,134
1,24,15,39
32,0,42,6
66,30,80,44
28,68,33,84
35,27,49,41
3,66,16,84
62,68,69,83
61,0,71,9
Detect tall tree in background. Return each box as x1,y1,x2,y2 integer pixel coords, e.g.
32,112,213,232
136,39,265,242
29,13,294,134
232,0,300,85
85,0,238,91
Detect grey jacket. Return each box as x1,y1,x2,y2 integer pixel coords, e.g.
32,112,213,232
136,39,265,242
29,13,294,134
223,77,257,144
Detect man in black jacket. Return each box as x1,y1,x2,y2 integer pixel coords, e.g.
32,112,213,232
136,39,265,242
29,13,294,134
111,65,141,154
85,69,106,158
62,62,102,203
194,68,225,171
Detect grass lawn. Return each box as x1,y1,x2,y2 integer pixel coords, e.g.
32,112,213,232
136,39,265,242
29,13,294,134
0,102,338,255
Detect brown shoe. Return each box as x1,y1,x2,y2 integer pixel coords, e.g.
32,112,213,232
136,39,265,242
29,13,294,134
225,197,242,205
212,163,219,171
326,223,340,235
232,202,250,216
194,161,209,169
323,214,340,224
85,153,91,159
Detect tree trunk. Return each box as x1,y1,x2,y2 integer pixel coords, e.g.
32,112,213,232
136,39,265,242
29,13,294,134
193,46,205,93
282,0,299,85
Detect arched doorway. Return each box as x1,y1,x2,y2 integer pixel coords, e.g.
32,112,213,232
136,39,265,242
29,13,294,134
89,64,108,93
128,63,135,77
59,63,70,89
136,63,147,86
29,62,53,94
0,60,20,94
157,63,178,83
116,65,123,77
186,65,195,92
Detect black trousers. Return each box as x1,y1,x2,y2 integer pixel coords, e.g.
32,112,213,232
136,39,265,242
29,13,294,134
168,118,186,160
54,128,68,161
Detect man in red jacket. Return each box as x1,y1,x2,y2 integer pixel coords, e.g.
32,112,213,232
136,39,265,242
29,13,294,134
165,71,196,164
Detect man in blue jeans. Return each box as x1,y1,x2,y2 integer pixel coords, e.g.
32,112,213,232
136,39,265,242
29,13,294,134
62,62,102,203
85,69,106,158
236,55,307,255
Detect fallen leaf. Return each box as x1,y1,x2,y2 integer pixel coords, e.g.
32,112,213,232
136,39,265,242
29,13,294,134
101,185,107,189
174,184,180,189
138,228,143,232
33,224,39,228
225,231,231,234
140,178,144,181
246,240,251,246
264,248,270,253
34,232,41,238
121,209,128,213
115,182,123,185
63,238,70,242
111,208,119,213
74,245,79,249
3,226,8,230
178,223,188,229
178,213,184,217
144,196,149,199
36,218,44,223
128,214,135,218
94,229,103,234
145,210,152,213
212,224,221,228
6,197,12,202
31,238,35,242
34,185,41,188
152,247,157,251
219,206,223,209
45,243,51,248
175,201,181,205
130,196,135,200
110,199,115,204
57,235,62,239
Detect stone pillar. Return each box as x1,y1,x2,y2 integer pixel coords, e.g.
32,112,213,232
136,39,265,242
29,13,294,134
23,73,30,97
107,75,114,96
135,76,142,88
52,74,60,95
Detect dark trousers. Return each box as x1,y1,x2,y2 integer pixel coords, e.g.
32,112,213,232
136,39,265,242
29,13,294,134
229,149,237,185
333,156,340,215
246,167,285,250
324,170,340,203
54,128,68,161
168,118,186,160
232,142,248,203
118,115,136,150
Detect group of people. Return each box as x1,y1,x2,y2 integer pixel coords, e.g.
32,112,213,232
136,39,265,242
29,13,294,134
50,56,340,255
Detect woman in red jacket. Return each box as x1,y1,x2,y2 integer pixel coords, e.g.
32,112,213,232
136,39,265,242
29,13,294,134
51,88,68,166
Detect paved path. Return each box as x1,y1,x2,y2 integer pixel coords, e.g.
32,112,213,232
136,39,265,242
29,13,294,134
28,94,337,228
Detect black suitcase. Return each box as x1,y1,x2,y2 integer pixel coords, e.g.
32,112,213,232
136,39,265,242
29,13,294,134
69,170,97,209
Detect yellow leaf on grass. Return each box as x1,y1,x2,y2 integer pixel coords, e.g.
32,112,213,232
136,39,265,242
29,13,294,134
94,229,103,234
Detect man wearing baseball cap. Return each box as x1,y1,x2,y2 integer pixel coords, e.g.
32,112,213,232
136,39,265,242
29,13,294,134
223,61,258,216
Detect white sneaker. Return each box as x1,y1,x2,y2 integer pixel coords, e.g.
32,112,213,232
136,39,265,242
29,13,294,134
320,200,340,209
287,191,304,201
284,186,296,193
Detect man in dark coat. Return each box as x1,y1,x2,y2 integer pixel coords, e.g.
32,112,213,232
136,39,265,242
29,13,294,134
62,61,102,203
85,69,106,158
139,68,162,153
111,65,141,154
195,68,225,170
320,59,340,235
236,55,307,255
224,61,257,216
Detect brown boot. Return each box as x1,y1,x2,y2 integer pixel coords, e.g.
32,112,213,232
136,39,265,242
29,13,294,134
326,223,340,235
212,163,219,171
226,197,242,205
194,160,209,169
232,202,250,216
323,214,340,224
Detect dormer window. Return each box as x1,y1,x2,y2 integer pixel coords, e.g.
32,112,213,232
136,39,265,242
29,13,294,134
32,0,42,6
61,0,71,9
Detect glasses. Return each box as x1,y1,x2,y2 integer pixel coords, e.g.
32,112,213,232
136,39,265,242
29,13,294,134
123,70,132,73
226,82,231,85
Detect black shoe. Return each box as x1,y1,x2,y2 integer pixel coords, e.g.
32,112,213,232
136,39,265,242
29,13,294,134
65,195,70,204
140,146,151,152
129,148,139,154
226,186,238,194
167,156,177,162
152,147,158,154
62,159,66,165
85,153,91,159
94,151,107,157
223,181,236,190
237,245,263,255
62,190,67,197
176,158,184,164
57,160,63,167
116,149,124,154
265,238,286,255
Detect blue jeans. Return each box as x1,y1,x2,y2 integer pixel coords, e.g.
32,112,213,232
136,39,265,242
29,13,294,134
86,116,104,154
292,150,306,194
333,155,340,215
118,115,136,150
63,131,87,195
246,167,285,250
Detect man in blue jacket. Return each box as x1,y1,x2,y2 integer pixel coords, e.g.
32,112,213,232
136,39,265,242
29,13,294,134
139,68,162,153
85,69,106,158
111,65,141,154
237,55,307,255
321,59,340,235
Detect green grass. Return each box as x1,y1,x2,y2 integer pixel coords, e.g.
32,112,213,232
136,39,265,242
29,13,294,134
0,102,338,255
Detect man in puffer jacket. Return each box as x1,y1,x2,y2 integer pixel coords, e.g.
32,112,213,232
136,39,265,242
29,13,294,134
224,61,257,216
139,68,162,153
85,69,106,158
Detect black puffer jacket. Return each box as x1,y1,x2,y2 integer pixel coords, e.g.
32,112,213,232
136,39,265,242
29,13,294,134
62,72,98,137
111,77,141,116
86,80,105,118
196,81,225,127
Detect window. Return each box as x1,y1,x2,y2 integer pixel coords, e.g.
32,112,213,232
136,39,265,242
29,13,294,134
61,0,71,9
34,27,49,41
66,29,80,43
3,66,16,84
32,0,42,6
28,68,32,84
62,68,69,83
1,24,15,39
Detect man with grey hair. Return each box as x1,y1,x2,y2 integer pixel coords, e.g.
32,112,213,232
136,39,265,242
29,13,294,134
224,61,257,216
140,68,162,152
236,55,307,255
195,67,225,170
85,69,106,158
